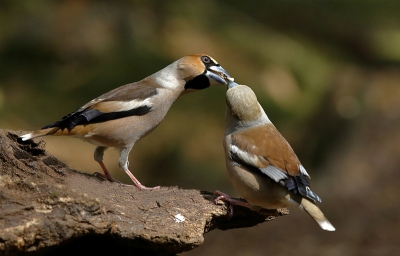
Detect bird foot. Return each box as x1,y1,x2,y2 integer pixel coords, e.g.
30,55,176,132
94,172,160,190
213,190,252,217
134,184,161,190
95,161,160,190
93,172,122,183
124,169,160,190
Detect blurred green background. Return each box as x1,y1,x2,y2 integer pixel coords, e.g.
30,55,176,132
1,0,400,255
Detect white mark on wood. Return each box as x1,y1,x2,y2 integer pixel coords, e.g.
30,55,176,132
174,214,185,223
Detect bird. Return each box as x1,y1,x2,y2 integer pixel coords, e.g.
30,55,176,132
215,81,335,231
21,54,233,190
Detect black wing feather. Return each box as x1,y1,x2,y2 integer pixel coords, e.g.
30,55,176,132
42,105,152,130
230,148,321,203
283,176,321,203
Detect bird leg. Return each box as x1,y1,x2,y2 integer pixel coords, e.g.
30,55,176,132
93,146,121,182
119,146,160,190
123,169,160,190
214,190,253,217
93,161,121,183
94,161,159,190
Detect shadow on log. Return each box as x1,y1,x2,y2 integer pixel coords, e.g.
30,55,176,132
0,129,288,256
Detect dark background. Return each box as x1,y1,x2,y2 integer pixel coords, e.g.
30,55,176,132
1,1,399,255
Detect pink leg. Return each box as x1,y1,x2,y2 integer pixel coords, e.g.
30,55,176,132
94,161,159,190
94,161,122,183
214,190,252,217
124,169,160,190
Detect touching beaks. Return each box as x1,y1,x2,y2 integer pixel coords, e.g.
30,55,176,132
227,80,239,89
206,66,234,85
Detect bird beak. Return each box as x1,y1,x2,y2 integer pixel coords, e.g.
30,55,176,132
227,80,239,89
206,66,234,85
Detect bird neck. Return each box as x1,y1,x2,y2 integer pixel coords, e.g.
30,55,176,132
151,60,185,93
225,106,272,135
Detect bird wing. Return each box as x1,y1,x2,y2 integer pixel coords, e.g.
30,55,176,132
42,78,159,130
228,125,302,177
228,125,321,202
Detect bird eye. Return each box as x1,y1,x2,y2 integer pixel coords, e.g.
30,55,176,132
201,56,211,64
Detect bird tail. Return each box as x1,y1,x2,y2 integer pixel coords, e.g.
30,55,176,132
20,127,61,141
300,198,335,231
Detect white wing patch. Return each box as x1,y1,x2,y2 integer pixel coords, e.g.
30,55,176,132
108,98,152,112
78,97,153,113
299,164,311,179
230,144,288,182
94,98,153,113
230,144,261,168
260,165,288,182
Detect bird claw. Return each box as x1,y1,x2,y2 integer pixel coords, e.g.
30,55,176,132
94,172,160,190
213,190,252,218
93,172,122,183
135,184,161,190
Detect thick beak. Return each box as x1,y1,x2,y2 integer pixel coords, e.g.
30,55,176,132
227,80,239,89
206,66,234,85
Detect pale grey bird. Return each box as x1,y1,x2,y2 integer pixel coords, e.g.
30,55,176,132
21,54,233,189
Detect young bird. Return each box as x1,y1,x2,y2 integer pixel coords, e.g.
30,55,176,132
216,81,335,231
21,54,233,190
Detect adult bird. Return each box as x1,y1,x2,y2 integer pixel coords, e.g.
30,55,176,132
21,54,233,190
215,81,335,231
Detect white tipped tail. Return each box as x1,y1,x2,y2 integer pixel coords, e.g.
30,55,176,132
317,219,336,231
20,127,60,141
20,133,34,141
300,198,335,231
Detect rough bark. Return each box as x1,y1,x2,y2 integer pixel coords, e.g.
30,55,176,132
0,129,288,256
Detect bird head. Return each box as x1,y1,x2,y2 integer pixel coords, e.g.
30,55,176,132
226,82,264,123
178,54,233,93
